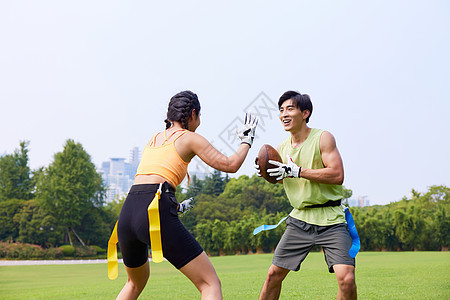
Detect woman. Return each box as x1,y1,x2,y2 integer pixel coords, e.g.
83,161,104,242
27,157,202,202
115,91,258,299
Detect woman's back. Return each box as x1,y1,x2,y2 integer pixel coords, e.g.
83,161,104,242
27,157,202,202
135,128,192,188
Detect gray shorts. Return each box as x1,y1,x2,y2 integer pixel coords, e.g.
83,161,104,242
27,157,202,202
272,216,355,273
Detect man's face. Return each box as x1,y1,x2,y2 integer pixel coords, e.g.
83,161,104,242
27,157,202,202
278,99,307,132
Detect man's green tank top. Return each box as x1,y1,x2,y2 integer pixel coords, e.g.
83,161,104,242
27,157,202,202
278,128,345,226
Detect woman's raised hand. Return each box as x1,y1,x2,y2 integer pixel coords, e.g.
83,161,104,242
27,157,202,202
237,113,258,147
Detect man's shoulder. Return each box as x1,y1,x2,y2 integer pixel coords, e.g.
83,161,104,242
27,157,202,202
310,128,324,136
278,137,291,151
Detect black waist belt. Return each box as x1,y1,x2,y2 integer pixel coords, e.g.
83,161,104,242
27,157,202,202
306,199,341,208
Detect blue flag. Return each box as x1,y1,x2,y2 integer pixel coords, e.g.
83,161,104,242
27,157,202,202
253,216,288,235
344,207,360,258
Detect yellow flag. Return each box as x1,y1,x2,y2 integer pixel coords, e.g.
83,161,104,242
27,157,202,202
148,187,164,263
107,221,119,280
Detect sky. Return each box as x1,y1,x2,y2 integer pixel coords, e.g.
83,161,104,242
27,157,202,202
1,1,449,205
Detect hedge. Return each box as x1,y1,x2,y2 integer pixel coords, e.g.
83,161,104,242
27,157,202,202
0,242,63,259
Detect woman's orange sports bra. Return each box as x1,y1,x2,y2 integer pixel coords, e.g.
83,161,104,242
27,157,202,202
136,129,190,187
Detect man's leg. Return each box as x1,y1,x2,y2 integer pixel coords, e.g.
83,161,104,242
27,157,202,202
333,264,357,300
259,264,290,300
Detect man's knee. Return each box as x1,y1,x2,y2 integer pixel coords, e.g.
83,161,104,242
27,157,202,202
266,265,289,284
337,270,356,292
335,265,356,287
342,273,356,288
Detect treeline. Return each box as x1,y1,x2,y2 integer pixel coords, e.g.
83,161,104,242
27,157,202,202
352,185,449,251
0,141,448,257
174,173,449,254
0,141,116,250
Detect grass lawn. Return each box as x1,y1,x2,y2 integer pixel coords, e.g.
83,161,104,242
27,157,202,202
0,252,448,299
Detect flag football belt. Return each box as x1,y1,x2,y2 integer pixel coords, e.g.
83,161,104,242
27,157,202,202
253,205,360,258
305,199,341,208
107,183,165,280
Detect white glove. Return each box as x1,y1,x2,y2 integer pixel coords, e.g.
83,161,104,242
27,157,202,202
254,157,261,177
178,198,194,214
236,113,258,147
267,155,301,181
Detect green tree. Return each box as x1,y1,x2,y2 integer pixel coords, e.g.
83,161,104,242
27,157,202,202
104,195,127,219
79,206,117,248
202,170,227,196
195,220,214,255
342,186,353,206
0,141,33,201
14,199,62,247
432,204,449,250
211,219,227,255
36,139,105,246
185,174,204,199
0,199,24,241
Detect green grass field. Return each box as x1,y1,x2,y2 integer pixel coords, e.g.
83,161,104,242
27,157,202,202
0,252,448,299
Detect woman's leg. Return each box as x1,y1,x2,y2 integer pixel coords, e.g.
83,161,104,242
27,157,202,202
116,260,150,300
179,252,222,300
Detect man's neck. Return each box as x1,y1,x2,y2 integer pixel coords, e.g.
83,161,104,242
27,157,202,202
290,126,311,147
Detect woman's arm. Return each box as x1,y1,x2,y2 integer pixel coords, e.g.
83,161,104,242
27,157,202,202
176,113,257,173
185,133,251,173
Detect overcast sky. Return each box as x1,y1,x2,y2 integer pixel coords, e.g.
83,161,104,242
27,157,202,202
1,0,449,205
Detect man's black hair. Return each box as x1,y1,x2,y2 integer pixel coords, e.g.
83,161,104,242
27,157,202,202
278,91,313,123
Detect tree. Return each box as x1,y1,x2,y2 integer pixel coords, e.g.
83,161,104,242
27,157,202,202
14,199,62,247
202,170,227,196
0,199,24,241
184,174,204,199
211,219,227,255
342,186,353,206
79,206,117,248
195,220,214,255
36,139,105,246
0,141,33,201
432,204,449,250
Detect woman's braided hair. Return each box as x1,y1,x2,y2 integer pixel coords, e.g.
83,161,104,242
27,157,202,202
164,91,201,130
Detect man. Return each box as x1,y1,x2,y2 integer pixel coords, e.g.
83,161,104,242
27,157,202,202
257,91,357,300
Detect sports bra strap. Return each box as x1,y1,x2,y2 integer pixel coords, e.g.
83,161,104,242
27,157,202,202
162,129,188,146
148,133,158,147
149,129,188,147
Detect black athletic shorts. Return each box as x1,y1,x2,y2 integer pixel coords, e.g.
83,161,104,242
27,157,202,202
117,182,203,269
273,216,355,273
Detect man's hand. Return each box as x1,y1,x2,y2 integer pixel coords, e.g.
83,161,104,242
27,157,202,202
237,113,258,147
267,155,301,181
254,157,261,177
178,198,194,214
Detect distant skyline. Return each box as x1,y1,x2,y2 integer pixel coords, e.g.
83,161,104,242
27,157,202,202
1,1,449,205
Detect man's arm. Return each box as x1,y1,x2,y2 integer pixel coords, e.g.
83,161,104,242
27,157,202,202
299,131,344,185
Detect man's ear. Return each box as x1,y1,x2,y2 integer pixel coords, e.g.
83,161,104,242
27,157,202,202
302,109,311,120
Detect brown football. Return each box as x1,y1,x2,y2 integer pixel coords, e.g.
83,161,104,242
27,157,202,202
257,144,282,184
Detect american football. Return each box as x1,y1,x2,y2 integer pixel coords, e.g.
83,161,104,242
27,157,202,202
257,144,282,184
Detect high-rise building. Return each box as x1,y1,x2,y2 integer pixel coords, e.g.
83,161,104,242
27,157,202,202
347,195,370,207
99,147,141,203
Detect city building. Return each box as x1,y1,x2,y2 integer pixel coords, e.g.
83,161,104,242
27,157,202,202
348,195,370,207
99,147,141,203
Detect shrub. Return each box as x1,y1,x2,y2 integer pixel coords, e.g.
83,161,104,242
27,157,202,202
59,245,75,256
91,245,106,255
43,247,64,259
0,242,63,259
74,246,96,257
